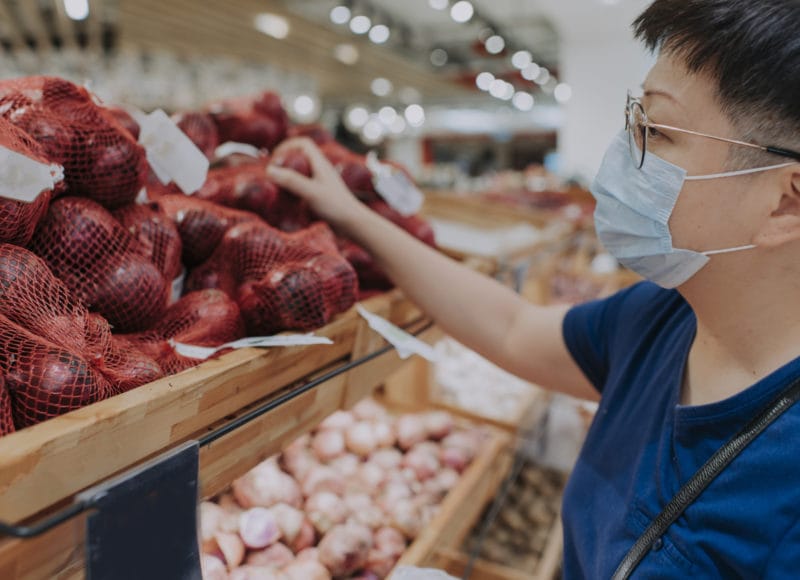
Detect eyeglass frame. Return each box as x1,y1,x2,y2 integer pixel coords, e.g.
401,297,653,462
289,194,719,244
625,91,800,170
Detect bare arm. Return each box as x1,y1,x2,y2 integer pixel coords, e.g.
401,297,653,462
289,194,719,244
268,139,598,401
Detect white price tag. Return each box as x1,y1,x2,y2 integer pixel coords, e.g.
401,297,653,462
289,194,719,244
172,333,334,360
357,305,438,362
138,109,209,194
169,269,186,305
0,145,63,203
214,141,263,161
366,152,424,217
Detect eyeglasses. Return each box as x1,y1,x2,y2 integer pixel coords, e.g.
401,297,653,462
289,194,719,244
625,91,800,169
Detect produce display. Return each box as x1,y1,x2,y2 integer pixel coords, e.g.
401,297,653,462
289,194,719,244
199,399,487,579
0,75,436,436
432,338,540,422
463,464,565,572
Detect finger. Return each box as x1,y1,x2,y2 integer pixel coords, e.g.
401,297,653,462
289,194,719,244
266,165,315,196
273,137,331,174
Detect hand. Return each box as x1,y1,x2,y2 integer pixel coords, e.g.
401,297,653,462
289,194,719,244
267,137,365,228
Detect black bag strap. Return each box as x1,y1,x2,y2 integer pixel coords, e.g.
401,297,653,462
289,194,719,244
612,375,800,580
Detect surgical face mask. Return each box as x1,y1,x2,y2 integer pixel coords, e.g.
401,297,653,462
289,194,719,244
591,131,796,288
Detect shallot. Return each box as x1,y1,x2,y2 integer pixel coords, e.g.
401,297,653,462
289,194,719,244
296,547,321,562
402,448,440,481
245,542,294,568
201,554,229,580
328,453,361,478
373,526,407,557
229,565,285,580
345,421,378,457
306,491,349,534
290,519,317,553
269,503,304,543
200,501,226,553
385,499,422,540
395,415,427,450
424,411,454,440
372,421,396,449
311,429,346,462
369,448,403,471
317,523,373,576
238,507,281,549
344,493,385,529
233,460,302,509
352,398,389,421
282,559,332,580
214,531,246,569
301,465,346,497
318,410,356,431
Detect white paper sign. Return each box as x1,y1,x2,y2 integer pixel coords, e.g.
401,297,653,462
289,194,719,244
366,152,424,217
170,269,186,305
0,145,63,203
214,141,263,161
357,305,438,362
390,566,459,580
173,333,334,360
138,109,209,194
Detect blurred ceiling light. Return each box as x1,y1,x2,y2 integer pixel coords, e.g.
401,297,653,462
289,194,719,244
512,91,534,111
500,82,515,100
554,83,573,103
485,35,505,55
535,68,551,85
475,72,494,91
379,106,398,125
488,78,506,99
362,117,386,144
64,0,89,21
371,77,394,97
390,116,407,134
369,24,391,44
399,86,422,104
334,43,360,65
512,50,532,70
345,106,370,130
430,48,449,66
254,13,290,39
450,1,474,23
292,95,320,122
521,62,541,81
330,5,352,25
429,0,449,9
404,104,426,127
349,15,372,34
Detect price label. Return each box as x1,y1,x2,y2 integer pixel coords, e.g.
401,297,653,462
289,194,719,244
357,305,438,362
173,333,334,360
214,141,263,160
139,109,209,194
366,152,424,217
0,145,63,203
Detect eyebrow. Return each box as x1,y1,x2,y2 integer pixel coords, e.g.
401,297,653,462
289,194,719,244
641,84,681,105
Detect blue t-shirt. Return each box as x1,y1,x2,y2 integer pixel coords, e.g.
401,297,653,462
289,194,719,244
561,281,800,578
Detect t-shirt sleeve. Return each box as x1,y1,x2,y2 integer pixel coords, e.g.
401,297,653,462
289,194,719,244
561,282,650,394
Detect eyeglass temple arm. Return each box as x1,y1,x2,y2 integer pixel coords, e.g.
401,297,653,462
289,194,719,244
649,122,800,161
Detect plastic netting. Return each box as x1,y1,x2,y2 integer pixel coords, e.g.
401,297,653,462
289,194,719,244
0,76,148,209
193,161,280,220
116,289,245,377
319,142,380,203
113,203,183,281
0,115,63,246
207,91,289,151
0,378,14,436
172,111,219,159
287,124,335,145
29,197,168,332
0,244,162,402
0,313,112,428
106,106,141,140
153,194,262,267
186,221,358,335
336,237,393,295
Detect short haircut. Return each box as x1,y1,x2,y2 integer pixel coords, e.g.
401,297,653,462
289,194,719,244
633,0,800,168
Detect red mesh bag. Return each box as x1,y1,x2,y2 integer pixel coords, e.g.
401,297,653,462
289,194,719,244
113,203,183,281
193,161,280,220
0,76,148,209
0,116,62,246
153,194,262,267
0,244,162,396
172,111,219,159
186,221,358,335
0,314,112,428
336,237,393,295
319,142,380,203
29,197,168,332
116,289,245,377
0,378,14,436
106,106,140,140
207,91,289,151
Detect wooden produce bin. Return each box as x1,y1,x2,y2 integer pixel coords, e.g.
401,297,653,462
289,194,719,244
0,288,437,580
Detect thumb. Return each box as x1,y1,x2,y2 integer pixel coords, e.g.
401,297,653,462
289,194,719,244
267,165,315,197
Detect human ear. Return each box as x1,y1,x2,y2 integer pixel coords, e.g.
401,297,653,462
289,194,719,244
753,168,800,248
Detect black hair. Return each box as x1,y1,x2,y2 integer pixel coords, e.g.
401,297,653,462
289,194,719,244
633,0,800,163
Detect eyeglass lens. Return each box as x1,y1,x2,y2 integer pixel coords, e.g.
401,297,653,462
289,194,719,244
627,102,647,168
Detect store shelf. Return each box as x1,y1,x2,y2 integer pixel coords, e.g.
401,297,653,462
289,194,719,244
0,289,429,527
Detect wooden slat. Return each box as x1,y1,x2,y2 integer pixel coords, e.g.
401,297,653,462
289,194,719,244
0,514,85,580
432,548,534,580
534,517,563,580
15,0,51,52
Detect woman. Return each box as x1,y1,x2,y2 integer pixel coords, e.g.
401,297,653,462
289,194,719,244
268,0,800,575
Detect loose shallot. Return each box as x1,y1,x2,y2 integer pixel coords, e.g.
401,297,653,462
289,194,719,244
245,542,294,568
311,429,346,462
232,460,302,509
306,491,349,534
283,560,332,580
238,508,281,549
345,421,379,457
395,415,428,451
317,523,373,576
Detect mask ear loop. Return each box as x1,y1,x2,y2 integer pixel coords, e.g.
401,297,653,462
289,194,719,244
702,245,757,256
685,162,797,181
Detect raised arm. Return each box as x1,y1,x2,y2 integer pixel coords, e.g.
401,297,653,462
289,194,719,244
268,138,597,401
